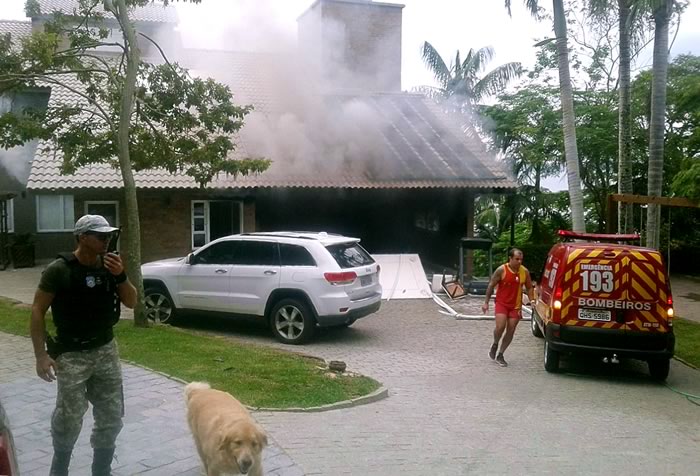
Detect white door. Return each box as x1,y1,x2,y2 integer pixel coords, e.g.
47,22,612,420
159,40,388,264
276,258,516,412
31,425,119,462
178,241,235,312
229,240,281,316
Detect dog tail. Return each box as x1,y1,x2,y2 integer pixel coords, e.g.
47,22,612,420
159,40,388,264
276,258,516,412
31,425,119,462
184,381,210,402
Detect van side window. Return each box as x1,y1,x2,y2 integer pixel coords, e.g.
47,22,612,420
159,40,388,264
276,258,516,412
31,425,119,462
548,262,558,290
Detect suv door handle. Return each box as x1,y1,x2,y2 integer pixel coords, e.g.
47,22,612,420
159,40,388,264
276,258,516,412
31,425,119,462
215,269,228,274
264,270,278,275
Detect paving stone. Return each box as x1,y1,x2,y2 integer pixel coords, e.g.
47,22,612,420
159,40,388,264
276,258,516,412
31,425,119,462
3,268,700,475
0,331,303,475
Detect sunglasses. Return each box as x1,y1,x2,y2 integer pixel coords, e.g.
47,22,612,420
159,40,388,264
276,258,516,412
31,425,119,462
85,232,113,241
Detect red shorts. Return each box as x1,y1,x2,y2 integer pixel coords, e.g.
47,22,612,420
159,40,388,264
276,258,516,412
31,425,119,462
495,302,522,319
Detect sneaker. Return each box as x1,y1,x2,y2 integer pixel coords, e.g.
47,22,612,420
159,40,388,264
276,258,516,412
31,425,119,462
489,343,498,360
496,353,508,367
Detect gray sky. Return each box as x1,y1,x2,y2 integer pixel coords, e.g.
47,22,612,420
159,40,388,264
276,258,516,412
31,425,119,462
2,0,699,92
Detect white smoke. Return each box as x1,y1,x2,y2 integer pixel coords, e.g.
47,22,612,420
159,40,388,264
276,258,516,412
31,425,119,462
172,0,396,176
0,142,35,190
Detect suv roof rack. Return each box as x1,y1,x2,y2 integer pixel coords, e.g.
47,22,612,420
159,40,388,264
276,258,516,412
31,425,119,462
558,230,641,243
240,231,346,240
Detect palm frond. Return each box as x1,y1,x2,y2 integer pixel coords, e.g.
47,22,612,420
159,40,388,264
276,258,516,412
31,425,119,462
421,41,452,88
472,62,522,101
412,85,448,102
587,0,614,19
504,0,540,17
465,46,496,76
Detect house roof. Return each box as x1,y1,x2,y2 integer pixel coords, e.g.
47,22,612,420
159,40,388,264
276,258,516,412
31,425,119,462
0,20,32,42
33,0,178,24
15,46,515,192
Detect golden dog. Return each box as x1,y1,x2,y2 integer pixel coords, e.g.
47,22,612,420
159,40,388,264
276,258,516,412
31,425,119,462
185,382,268,476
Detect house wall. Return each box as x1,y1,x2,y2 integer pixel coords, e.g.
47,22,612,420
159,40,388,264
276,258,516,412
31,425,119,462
255,188,470,269
23,188,474,269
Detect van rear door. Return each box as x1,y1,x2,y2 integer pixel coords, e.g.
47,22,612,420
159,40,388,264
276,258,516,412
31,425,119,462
561,246,627,331
624,249,671,333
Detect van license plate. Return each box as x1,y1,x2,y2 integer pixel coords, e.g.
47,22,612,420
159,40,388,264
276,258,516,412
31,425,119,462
578,309,611,322
360,275,372,286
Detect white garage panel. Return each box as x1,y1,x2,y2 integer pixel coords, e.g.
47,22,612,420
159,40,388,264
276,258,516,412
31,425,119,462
372,254,432,300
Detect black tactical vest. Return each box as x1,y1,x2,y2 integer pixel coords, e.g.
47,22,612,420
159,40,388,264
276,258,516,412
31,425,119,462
51,252,121,340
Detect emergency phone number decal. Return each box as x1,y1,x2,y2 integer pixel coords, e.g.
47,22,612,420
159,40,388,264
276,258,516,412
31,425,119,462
580,264,614,293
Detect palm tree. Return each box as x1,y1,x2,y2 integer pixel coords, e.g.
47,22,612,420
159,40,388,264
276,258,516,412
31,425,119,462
505,0,587,233
418,42,522,113
615,0,634,233
646,0,673,249
588,0,649,234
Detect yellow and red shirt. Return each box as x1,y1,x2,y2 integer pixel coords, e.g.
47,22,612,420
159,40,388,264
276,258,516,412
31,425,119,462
495,264,528,310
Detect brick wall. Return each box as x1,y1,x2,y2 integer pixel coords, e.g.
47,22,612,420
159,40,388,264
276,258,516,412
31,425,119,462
298,0,404,92
71,192,253,264
137,191,192,262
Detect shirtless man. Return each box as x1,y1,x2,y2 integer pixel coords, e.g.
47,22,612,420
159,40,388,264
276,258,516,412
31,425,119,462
481,248,535,367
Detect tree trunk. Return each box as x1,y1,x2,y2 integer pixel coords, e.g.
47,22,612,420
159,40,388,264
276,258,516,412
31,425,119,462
617,0,634,233
115,0,147,326
553,0,586,232
646,0,672,250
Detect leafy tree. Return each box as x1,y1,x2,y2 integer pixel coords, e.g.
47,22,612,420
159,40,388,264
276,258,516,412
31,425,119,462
632,55,700,201
574,89,619,229
0,0,270,326
481,86,566,240
504,0,587,232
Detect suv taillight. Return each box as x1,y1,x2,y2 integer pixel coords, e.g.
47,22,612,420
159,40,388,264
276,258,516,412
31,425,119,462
324,271,357,285
0,431,16,476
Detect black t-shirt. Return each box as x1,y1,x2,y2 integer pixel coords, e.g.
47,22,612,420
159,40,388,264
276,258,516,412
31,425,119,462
40,254,120,338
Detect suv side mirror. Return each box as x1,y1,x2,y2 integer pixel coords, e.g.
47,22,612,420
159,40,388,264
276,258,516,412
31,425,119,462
186,253,195,265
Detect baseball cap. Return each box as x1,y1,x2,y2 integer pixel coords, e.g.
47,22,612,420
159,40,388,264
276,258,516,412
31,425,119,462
73,215,119,236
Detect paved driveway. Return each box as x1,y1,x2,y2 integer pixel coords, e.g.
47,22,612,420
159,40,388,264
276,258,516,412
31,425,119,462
180,299,700,476
1,267,699,475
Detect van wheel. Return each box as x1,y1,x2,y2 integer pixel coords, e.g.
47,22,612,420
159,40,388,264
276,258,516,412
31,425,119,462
270,298,316,345
648,359,670,382
544,339,559,373
144,287,176,324
531,313,543,338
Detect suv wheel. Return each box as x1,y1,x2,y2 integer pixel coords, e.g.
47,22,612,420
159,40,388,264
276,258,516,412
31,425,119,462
531,312,543,338
544,339,559,372
270,298,316,345
648,358,670,382
144,287,176,324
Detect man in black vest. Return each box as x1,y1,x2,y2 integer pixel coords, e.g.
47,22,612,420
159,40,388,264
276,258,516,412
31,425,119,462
30,214,137,476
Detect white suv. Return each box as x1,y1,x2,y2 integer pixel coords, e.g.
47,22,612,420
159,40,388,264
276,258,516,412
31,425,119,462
141,232,382,344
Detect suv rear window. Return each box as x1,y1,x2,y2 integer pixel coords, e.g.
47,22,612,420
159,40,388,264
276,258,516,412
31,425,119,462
325,242,374,269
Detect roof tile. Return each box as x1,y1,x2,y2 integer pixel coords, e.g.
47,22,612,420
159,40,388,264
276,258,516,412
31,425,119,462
13,48,514,192
0,20,33,43
35,0,177,23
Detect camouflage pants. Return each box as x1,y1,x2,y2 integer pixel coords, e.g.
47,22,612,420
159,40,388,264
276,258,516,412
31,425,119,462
52,339,124,452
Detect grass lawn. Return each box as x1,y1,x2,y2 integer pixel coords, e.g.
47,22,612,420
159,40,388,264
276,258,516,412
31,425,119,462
675,318,700,369
0,298,381,408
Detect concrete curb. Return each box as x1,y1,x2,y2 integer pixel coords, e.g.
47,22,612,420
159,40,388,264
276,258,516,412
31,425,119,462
674,355,698,370
252,386,389,413
121,359,389,413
